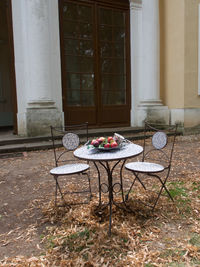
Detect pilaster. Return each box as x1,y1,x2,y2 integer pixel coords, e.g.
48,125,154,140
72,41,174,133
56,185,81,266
130,0,169,126
130,0,143,126
12,0,64,136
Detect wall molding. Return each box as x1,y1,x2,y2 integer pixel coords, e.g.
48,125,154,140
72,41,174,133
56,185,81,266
129,0,142,10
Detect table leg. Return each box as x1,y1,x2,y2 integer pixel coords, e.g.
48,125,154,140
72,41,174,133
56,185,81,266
93,160,127,235
93,161,102,207
120,159,126,203
106,161,113,236
99,160,120,235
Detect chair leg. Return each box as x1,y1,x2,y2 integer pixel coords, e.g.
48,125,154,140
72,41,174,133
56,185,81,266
81,171,92,201
158,176,174,201
54,176,58,207
135,172,147,190
52,171,92,207
126,171,174,211
53,175,66,206
126,171,147,201
152,182,165,211
148,173,174,211
125,177,137,201
86,171,92,200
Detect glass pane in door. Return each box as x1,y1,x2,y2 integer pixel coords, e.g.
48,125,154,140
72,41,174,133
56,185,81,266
60,0,130,126
63,2,95,107
99,7,126,106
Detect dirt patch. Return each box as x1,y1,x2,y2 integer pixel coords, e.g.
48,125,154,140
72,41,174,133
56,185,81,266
0,135,200,266
0,150,53,259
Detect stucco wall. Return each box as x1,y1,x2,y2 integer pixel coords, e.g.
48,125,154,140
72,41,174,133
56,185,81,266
184,0,200,108
160,0,185,109
160,0,200,108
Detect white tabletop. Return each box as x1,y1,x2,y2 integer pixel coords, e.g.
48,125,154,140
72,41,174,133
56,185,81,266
74,143,143,162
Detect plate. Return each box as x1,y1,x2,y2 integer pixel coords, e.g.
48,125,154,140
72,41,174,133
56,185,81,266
96,146,121,151
114,133,125,143
95,143,126,151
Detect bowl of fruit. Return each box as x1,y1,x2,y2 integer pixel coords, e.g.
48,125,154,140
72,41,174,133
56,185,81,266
88,136,122,151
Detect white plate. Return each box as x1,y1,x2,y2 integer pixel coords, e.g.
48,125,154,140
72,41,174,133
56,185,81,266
96,146,121,151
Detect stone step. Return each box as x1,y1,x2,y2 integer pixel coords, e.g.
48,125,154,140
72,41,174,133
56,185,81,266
0,126,182,157
0,126,143,146
0,127,145,156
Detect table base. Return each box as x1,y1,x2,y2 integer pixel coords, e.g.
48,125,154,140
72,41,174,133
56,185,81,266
93,160,131,236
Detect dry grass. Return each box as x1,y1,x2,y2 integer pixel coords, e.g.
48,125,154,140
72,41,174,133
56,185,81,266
1,135,200,266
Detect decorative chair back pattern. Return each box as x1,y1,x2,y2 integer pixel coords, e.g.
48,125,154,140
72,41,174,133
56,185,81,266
142,122,177,169
152,131,168,149
62,133,80,150
50,123,88,167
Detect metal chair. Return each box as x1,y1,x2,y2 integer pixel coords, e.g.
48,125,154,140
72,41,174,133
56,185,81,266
125,121,178,211
50,122,92,207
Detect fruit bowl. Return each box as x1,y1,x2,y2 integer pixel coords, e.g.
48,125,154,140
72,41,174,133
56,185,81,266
96,145,122,151
87,136,121,151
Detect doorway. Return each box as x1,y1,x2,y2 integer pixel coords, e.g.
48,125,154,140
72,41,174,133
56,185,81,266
0,0,16,131
59,0,130,127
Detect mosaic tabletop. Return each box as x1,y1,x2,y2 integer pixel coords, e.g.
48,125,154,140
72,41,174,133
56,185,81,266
74,143,143,162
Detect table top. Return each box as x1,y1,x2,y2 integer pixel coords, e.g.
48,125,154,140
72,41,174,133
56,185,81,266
74,143,143,162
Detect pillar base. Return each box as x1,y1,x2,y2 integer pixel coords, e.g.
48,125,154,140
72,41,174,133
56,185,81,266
17,101,64,136
27,99,56,109
139,99,163,106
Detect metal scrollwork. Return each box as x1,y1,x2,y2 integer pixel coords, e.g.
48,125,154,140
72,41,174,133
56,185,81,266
100,183,109,193
112,182,122,193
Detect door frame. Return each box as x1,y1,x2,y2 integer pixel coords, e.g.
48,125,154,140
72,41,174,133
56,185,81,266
59,0,131,128
96,2,131,127
2,0,18,133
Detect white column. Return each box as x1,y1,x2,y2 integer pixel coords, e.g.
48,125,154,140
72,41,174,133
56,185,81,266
140,0,161,105
26,0,54,107
12,0,64,136
129,0,143,125
131,0,169,126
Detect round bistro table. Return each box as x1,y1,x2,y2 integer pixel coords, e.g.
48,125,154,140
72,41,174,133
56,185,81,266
74,143,143,235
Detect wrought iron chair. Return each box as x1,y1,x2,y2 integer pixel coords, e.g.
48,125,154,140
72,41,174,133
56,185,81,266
50,122,92,207
125,121,178,211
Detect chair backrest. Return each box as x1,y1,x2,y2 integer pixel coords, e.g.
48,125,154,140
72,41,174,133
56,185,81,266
142,121,178,168
50,122,89,167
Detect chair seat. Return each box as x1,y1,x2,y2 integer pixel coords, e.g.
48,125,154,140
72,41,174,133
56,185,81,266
50,163,89,175
125,161,164,173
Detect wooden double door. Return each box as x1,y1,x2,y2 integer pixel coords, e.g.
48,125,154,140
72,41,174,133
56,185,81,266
59,0,131,127
0,0,16,128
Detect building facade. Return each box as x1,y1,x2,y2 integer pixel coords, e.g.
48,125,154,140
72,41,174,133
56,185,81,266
0,0,200,136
